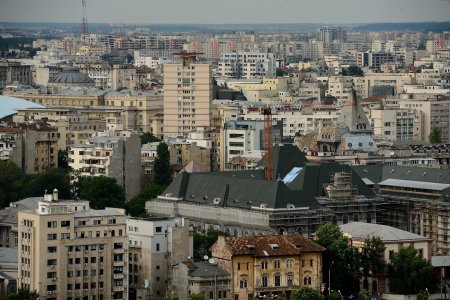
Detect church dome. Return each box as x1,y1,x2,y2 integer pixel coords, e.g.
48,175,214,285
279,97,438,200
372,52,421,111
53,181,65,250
48,67,95,86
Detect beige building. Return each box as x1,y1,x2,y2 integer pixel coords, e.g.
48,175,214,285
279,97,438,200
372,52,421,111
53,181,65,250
0,60,33,88
18,191,128,300
163,53,212,137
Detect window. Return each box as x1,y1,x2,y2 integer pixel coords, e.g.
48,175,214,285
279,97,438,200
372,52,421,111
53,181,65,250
47,234,57,240
310,259,313,267
389,250,395,260
239,280,248,289
48,246,57,253
261,260,268,269
156,243,160,252
262,275,268,287
237,263,240,270
48,221,57,228
287,273,294,286
155,226,162,233
274,274,281,287
61,221,70,227
274,260,281,269
47,259,57,266
286,259,293,268
61,233,70,240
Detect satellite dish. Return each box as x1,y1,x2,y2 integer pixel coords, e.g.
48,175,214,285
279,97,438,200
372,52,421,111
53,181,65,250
203,255,209,260
390,151,395,156
208,258,216,264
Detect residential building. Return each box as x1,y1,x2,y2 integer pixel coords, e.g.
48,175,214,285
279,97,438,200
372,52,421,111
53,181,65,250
18,191,128,300
211,234,325,300
217,52,276,79
368,107,418,141
340,222,432,294
0,60,33,88
69,134,141,200
319,26,346,43
127,217,192,300
172,260,231,300
0,247,18,298
163,52,213,137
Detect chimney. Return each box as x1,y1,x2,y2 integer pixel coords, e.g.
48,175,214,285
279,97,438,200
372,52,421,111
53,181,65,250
53,188,59,201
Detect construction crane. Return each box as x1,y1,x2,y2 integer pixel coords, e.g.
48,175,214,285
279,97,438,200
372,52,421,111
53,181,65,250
81,0,88,35
262,107,273,181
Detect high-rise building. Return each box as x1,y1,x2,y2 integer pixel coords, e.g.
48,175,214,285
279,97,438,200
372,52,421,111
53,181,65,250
18,191,128,300
163,52,212,137
319,26,346,43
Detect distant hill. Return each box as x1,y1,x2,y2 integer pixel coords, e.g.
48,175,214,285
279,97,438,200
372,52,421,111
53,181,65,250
353,22,450,32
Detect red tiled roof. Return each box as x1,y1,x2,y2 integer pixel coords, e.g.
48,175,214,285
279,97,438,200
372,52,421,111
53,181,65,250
224,234,325,257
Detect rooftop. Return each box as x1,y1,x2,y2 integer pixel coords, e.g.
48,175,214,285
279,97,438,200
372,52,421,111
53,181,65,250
0,95,45,119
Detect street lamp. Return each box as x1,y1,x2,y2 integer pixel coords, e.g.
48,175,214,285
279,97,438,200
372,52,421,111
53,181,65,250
329,261,335,296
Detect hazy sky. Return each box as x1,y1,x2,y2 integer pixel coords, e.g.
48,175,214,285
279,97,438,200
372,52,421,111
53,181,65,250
1,0,449,24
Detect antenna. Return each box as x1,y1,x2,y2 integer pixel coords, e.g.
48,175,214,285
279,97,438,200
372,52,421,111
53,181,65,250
81,0,88,35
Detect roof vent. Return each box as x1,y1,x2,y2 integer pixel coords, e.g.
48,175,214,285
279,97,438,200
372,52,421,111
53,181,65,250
203,196,209,200
287,204,295,209
233,199,239,204
364,169,368,173
165,193,173,197
260,203,267,209
190,194,195,199
422,172,427,176
246,201,252,205
407,171,411,175
270,244,279,249
390,169,395,173
213,197,221,204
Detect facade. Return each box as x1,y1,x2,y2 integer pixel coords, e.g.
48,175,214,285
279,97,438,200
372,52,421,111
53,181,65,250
18,191,128,300
163,53,213,137
69,134,141,200
0,247,18,298
127,217,192,300
211,234,324,300
0,60,33,88
217,52,276,79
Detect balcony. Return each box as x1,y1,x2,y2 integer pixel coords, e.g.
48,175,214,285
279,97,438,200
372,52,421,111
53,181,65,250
113,248,125,254
113,261,124,267
113,273,124,279
113,286,125,292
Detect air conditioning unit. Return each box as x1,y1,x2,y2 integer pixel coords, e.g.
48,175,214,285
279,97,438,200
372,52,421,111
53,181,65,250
67,290,72,293
67,252,72,255
47,291,52,295
50,265,55,268
51,278,57,281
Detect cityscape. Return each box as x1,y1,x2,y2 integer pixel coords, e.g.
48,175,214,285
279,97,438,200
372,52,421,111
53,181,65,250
0,0,450,300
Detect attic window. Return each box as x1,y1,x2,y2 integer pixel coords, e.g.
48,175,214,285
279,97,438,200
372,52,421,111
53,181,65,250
348,143,352,147
203,196,208,200
213,198,221,204
295,244,302,249
270,244,279,250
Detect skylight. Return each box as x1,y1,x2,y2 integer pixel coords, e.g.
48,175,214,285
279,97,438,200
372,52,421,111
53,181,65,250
282,167,303,184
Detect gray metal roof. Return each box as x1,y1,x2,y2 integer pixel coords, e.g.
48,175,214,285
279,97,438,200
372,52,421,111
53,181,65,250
0,95,45,119
340,222,430,242
0,247,18,263
432,256,450,267
187,261,229,278
379,178,450,191
48,68,95,84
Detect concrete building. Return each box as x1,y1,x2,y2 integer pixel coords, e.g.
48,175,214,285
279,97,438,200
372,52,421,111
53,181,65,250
319,26,346,43
69,134,141,200
126,217,192,300
0,247,18,298
18,191,128,300
368,107,418,141
0,60,33,88
211,234,325,300
217,52,276,79
340,222,433,294
172,260,230,300
163,53,213,137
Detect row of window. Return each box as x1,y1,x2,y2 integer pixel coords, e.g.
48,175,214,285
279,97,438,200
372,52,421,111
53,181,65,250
237,258,311,270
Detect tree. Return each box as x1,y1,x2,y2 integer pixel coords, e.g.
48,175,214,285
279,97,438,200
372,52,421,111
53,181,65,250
358,289,372,300
4,288,39,300
58,149,69,169
75,176,126,209
292,286,324,300
126,184,165,217
429,127,442,144
188,292,204,300
417,290,429,300
342,66,364,77
360,236,385,289
387,246,436,294
193,228,229,260
22,168,72,200
276,68,288,77
328,291,342,300
140,132,161,145
0,160,26,208
315,223,361,295
154,142,171,186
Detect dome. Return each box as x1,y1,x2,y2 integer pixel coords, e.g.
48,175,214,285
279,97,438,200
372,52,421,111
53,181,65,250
48,67,95,86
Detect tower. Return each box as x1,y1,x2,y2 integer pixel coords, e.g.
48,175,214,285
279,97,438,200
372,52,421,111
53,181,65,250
81,0,88,35
262,107,273,181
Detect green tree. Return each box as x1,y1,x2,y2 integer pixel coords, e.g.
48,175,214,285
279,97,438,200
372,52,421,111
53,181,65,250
140,132,161,145
342,66,364,76
154,142,171,186
417,290,429,300
58,149,69,169
4,288,39,300
360,236,385,289
328,291,342,300
0,160,26,208
188,292,204,300
387,246,436,294
292,286,324,300
163,289,179,300
193,228,229,260
276,68,288,77
358,289,371,300
126,184,165,217
429,127,442,144
315,223,361,295
22,168,72,200
75,176,126,209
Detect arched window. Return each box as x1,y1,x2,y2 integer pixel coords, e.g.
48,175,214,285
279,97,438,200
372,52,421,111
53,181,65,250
240,279,248,289
286,259,294,268
261,260,268,270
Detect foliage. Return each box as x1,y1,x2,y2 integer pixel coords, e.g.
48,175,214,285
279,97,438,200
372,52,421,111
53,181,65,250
154,142,172,186
193,228,229,260
315,223,361,295
292,286,324,300
57,149,69,169
276,68,288,77
387,246,436,294
22,168,72,200
358,289,371,300
140,132,161,145
4,288,39,300
0,161,26,208
328,291,342,300
417,290,429,300
361,236,386,289
126,184,165,217
342,66,364,77
188,292,204,300
429,127,442,144
75,176,126,209
163,289,179,300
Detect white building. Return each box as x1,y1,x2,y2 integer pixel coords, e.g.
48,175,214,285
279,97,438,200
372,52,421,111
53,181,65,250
217,52,276,79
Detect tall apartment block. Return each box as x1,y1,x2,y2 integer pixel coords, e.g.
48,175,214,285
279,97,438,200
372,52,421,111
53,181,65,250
18,190,128,300
163,52,212,138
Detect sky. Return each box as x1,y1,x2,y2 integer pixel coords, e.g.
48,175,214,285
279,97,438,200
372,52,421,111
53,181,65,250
1,0,449,24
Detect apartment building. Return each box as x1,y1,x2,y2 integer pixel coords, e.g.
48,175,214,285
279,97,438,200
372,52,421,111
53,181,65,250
18,191,128,300
368,108,418,141
211,234,324,300
127,217,192,300
326,76,353,104
163,52,212,137
217,52,276,79
0,60,33,88
69,134,141,200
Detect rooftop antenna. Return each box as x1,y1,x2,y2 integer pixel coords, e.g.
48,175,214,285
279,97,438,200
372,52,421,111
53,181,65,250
81,0,88,35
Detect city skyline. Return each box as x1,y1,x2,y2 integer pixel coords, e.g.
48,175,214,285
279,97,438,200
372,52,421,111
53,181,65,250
1,0,450,25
